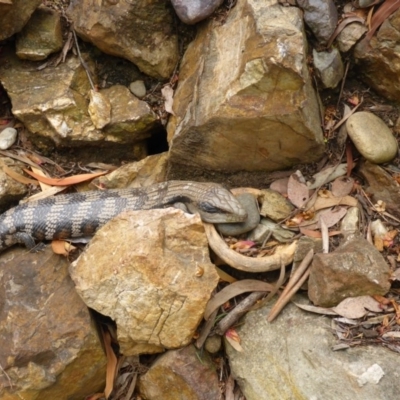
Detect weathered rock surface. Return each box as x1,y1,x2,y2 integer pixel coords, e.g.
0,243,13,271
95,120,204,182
308,236,391,307
16,6,63,61
67,0,179,79
171,0,224,24
0,247,106,400
358,161,400,218
70,208,219,355
346,111,398,164
138,345,220,400
297,0,338,44
226,294,400,400
0,49,157,152
336,22,367,53
167,0,324,174
90,153,168,190
0,0,41,41
354,9,400,101
0,157,29,212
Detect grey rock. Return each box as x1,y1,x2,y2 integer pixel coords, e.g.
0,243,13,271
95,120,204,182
171,0,224,24
313,47,344,89
129,80,147,98
226,294,400,400
308,236,391,307
346,111,398,164
297,0,338,44
216,193,260,236
341,206,360,238
0,127,17,149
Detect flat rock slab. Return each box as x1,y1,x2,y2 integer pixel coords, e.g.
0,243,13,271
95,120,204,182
226,294,400,400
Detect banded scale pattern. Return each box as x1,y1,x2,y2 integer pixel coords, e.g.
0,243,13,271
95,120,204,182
0,181,247,252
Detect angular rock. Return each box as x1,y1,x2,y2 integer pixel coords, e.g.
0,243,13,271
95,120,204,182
171,0,224,24
70,208,219,355
138,345,220,400
167,0,324,175
101,85,158,140
313,48,344,89
308,236,391,307
346,111,398,164
216,193,260,236
0,49,157,151
259,189,294,221
90,152,168,189
226,294,400,400
0,0,41,40
354,10,400,101
0,247,106,400
16,6,63,61
297,0,338,44
67,0,179,79
358,161,400,219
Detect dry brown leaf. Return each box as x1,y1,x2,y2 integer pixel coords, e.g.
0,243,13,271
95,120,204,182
327,16,366,48
293,302,338,315
331,176,354,197
31,166,52,191
300,207,347,230
310,191,357,211
204,280,275,320
332,296,383,319
215,267,237,283
161,85,175,116
288,173,309,208
24,169,108,186
269,177,289,196
103,330,118,399
2,165,39,185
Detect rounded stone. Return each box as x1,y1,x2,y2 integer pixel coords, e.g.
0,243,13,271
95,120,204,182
216,193,260,236
346,111,398,164
0,127,17,150
129,80,146,98
204,335,222,354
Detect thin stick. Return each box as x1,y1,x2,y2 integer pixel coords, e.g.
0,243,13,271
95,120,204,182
72,29,95,90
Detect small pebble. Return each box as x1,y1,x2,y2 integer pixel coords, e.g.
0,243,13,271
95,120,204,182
0,127,17,150
204,335,222,354
129,80,146,98
216,193,260,236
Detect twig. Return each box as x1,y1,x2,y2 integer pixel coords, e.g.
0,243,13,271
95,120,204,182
215,291,266,335
72,29,95,90
267,249,314,322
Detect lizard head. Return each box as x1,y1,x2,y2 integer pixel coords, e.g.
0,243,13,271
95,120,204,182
184,182,248,224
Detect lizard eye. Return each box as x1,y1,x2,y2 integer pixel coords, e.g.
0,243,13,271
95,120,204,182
199,201,221,214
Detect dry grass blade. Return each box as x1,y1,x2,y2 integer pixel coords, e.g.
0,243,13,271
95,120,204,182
267,249,314,322
204,279,275,320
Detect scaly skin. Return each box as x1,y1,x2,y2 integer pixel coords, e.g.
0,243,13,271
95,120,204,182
0,181,247,252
